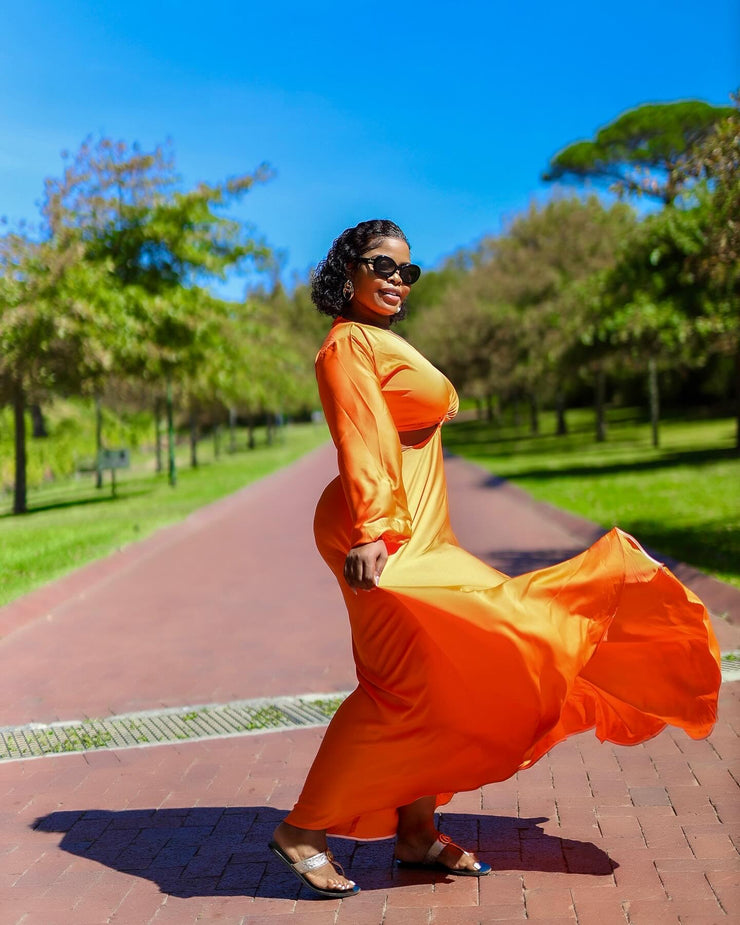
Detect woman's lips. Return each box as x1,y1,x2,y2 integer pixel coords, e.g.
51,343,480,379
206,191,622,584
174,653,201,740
380,289,401,305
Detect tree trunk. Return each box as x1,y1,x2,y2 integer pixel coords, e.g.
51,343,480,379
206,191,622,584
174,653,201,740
154,397,163,473
213,423,221,459
595,368,607,442
529,393,539,435
166,377,177,487
512,399,521,428
229,407,237,452
648,357,660,449
555,389,568,436
13,382,27,514
189,408,198,468
266,412,274,446
30,404,48,438
485,394,501,424
247,415,256,450
95,395,104,488
735,343,740,452
475,398,483,421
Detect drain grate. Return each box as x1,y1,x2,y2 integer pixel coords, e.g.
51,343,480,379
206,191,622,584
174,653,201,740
720,651,740,682
2,651,738,763
0,692,350,762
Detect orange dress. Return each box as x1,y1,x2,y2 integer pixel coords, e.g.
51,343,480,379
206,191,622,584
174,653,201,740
285,317,721,840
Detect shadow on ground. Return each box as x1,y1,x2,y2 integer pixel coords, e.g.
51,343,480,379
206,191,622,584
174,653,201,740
444,444,737,481
482,547,590,575
478,520,737,582
0,487,152,517
33,806,615,900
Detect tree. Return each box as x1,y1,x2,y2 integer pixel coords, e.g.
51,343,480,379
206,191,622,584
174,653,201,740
669,99,740,447
409,293,521,422
587,199,736,447
1,137,276,511
673,93,740,277
409,197,635,437
486,197,636,432
178,291,315,465
0,232,118,512
543,100,734,204
43,137,275,486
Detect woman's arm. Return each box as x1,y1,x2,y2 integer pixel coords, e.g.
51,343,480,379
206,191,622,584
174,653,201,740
316,327,412,587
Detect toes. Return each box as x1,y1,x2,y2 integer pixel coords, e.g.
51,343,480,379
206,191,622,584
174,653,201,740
440,844,480,871
325,877,354,891
314,867,355,892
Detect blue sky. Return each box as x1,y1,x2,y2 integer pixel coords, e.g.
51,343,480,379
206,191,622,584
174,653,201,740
1,0,737,297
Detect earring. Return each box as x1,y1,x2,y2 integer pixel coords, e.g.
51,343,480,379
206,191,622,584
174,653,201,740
342,280,354,301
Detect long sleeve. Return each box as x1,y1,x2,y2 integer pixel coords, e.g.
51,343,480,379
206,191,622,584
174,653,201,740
315,327,412,551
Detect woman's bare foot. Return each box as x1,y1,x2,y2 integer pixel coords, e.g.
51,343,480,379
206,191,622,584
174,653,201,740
395,796,487,873
271,821,357,893
394,830,485,872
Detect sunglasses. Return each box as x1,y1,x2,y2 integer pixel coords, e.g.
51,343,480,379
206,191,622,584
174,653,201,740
357,255,421,286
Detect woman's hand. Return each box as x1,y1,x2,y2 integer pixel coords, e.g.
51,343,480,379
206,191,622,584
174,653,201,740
343,539,388,591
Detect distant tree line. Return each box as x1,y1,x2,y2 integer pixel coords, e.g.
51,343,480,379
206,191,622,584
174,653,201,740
0,138,322,513
402,95,739,449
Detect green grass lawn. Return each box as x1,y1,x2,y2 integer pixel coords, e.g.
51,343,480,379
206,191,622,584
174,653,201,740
0,422,329,608
443,409,740,588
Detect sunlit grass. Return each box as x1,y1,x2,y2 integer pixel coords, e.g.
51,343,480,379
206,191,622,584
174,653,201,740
0,422,329,607
443,409,739,588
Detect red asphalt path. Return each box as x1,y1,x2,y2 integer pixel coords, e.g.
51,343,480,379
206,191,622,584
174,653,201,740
1,442,738,924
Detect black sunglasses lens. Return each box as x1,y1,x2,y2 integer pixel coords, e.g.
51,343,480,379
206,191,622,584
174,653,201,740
372,256,396,277
400,264,421,285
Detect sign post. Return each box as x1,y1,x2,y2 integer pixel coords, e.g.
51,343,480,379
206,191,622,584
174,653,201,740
97,449,131,497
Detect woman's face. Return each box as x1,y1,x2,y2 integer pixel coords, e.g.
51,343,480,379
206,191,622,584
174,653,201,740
348,236,412,327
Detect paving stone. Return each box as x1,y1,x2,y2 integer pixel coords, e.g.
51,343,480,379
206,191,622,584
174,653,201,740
525,886,576,919
687,832,738,859
569,896,629,924
431,909,505,925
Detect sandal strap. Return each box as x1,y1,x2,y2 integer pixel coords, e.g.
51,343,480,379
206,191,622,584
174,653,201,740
425,832,474,865
292,851,331,874
326,850,347,877
425,833,454,863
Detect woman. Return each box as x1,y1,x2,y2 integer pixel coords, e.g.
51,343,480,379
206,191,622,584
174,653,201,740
269,219,721,899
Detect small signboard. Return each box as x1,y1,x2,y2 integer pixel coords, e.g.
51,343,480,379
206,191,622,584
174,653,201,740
98,449,130,470
97,449,130,496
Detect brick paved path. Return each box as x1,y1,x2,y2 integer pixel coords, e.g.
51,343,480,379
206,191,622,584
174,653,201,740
1,444,738,924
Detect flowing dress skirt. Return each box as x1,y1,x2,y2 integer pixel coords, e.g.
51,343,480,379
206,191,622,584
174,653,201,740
285,430,721,839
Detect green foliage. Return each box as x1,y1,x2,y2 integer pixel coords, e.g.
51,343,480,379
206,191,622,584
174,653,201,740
42,137,275,385
407,196,636,408
403,250,472,316
0,234,114,400
0,398,151,492
543,99,735,203
590,193,738,370
673,94,740,278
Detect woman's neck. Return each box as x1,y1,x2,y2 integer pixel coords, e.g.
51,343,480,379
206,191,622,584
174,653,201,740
339,307,392,329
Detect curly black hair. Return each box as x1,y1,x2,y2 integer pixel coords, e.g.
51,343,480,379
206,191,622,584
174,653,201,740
311,219,410,323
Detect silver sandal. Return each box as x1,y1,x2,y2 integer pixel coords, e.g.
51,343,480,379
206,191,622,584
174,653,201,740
268,840,361,898
395,833,491,877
